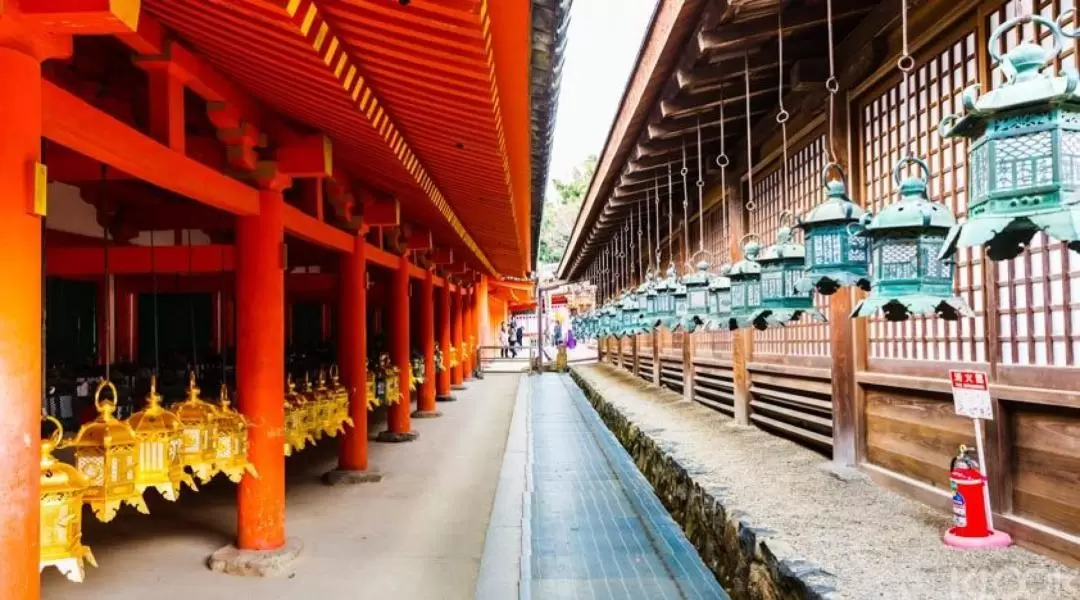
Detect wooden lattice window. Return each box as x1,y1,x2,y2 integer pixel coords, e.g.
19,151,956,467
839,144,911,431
991,0,1080,366
748,135,831,358
859,32,986,362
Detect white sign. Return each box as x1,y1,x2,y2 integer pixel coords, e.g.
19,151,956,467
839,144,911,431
949,370,993,420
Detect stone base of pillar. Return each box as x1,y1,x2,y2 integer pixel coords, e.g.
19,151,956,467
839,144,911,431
208,537,303,578
376,430,419,443
321,469,383,486
411,409,442,419
451,383,466,391
473,369,484,380
436,394,457,402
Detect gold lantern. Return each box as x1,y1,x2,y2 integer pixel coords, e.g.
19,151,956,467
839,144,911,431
299,374,324,442
213,384,258,482
378,353,402,406
39,417,97,582
365,369,379,410
127,376,196,501
448,344,458,368
173,373,220,484
72,380,148,522
284,375,314,456
313,370,337,437
327,365,352,436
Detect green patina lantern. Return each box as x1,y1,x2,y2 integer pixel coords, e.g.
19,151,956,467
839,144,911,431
634,271,653,334
796,164,871,294
648,264,679,329
705,265,732,331
939,14,1080,261
726,237,763,330
752,216,827,330
670,277,689,331
620,290,643,337
674,259,713,333
852,156,973,321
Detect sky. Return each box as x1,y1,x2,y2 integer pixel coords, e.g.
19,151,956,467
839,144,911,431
546,0,657,188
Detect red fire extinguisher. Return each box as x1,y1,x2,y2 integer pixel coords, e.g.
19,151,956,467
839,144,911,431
948,445,990,538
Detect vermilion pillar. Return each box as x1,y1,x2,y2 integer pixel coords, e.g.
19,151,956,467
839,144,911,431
436,283,453,402
235,189,287,551
0,42,45,600
462,288,474,381
378,253,417,442
326,230,381,484
450,285,464,389
413,267,439,416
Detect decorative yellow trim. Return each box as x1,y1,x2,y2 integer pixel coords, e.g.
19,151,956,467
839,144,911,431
299,3,318,36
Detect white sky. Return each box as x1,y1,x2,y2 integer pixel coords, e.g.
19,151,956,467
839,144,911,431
547,0,657,188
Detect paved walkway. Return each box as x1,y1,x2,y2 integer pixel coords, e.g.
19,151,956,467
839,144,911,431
43,374,521,600
518,373,727,600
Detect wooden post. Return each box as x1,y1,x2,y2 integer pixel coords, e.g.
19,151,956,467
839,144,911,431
436,282,454,401
236,189,287,551
415,268,438,416
335,231,373,473
683,335,695,401
0,42,45,600
830,288,857,465
729,184,751,425
381,253,415,440
651,330,661,386
632,335,640,376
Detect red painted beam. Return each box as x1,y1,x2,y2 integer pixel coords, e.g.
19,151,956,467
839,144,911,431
282,203,352,254
17,0,141,34
365,243,398,270
46,244,234,276
359,188,399,227
42,82,259,216
277,134,332,178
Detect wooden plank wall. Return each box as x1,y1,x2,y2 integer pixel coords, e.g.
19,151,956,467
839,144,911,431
598,0,1080,564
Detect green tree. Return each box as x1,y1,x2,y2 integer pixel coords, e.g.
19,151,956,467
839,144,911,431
538,155,597,265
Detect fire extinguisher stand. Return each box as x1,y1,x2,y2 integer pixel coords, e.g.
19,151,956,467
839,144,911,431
944,370,1012,550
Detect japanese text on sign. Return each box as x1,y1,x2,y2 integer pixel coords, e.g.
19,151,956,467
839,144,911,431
949,370,993,420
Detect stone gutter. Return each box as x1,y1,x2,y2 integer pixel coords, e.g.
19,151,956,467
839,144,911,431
571,366,839,600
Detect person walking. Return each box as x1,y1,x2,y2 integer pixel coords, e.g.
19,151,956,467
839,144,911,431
498,322,508,358
507,322,517,358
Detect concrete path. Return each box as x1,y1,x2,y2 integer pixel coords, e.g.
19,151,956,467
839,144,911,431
517,373,727,600
43,374,521,600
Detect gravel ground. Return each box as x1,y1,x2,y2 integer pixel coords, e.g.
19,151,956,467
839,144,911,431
574,364,1080,600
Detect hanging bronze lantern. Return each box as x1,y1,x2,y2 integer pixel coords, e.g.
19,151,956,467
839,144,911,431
173,373,220,484
648,264,679,329
939,14,1080,262
705,265,732,331
796,164,872,294
39,416,97,582
212,384,257,482
127,376,195,501
852,156,973,321
675,260,713,333
727,237,763,330
284,375,313,456
72,380,148,522
752,216,827,330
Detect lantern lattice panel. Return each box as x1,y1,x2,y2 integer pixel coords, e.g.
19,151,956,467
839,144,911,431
748,135,830,358
991,0,1080,366
695,202,734,357
860,32,986,362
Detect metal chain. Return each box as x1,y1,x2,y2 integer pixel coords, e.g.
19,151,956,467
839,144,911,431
100,164,112,384
654,176,662,271
717,86,730,262
681,140,690,270
744,52,756,212
645,186,653,270
826,0,839,162
777,10,791,211
637,196,644,282
667,163,674,267
696,117,705,254
899,0,915,161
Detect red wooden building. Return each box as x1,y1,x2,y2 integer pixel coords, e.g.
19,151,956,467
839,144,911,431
0,1,566,597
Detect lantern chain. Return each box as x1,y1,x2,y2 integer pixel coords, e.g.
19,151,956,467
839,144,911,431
100,164,112,385
826,0,839,162
637,196,644,283
899,0,915,161
696,117,705,255
654,176,662,272
645,187,652,274
744,52,756,212
777,10,791,213
666,165,674,269
681,139,690,270
717,86,730,263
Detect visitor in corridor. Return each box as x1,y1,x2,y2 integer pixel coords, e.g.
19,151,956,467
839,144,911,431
515,321,524,350
554,321,563,346
566,327,576,350
507,322,517,358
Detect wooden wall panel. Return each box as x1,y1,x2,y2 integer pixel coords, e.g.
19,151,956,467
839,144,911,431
865,388,976,490
1010,405,1080,538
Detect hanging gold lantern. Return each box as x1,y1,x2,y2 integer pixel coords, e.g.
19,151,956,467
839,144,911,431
327,365,352,437
213,384,258,482
365,368,379,410
299,373,324,442
173,373,220,484
72,380,148,522
39,416,97,582
448,344,458,368
127,376,196,501
284,375,314,456
379,353,402,406
313,370,337,437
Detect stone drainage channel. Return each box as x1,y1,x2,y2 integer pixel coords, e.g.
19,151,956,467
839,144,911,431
521,373,728,600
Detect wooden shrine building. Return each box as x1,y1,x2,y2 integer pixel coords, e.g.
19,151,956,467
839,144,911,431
561,0,1080,565
0,0,569,597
